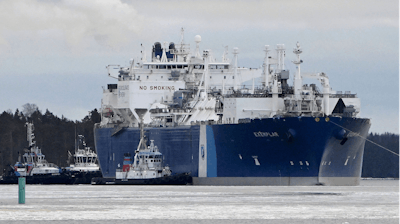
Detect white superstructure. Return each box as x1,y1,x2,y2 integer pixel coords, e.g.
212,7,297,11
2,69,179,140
100,29,361,130
66,135,100,173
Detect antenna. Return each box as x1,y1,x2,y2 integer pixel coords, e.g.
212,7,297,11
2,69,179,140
276,44,286,71
194,35,202,59
292,42,303,97
180,27,185,45
222,45,229,62
75,125,77,153
141,43,147,63
233,47,239,90
263,45,271,89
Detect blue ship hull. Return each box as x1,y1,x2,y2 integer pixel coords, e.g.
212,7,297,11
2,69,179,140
94,116,371,186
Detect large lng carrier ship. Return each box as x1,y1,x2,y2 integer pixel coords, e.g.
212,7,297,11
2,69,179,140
94,29,371,186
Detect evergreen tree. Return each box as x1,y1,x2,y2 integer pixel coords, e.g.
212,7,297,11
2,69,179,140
362,133,399,178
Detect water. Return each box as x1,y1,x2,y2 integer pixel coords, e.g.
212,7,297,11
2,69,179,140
0,179,398,224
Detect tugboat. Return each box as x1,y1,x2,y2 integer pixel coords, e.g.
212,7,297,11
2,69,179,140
64,135,102,184
91,109,191,185
0,122,71,184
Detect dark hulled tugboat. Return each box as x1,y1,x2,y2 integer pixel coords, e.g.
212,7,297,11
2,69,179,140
0,122,71,184
64,135,102,184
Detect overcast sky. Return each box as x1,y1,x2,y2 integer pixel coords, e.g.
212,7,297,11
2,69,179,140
0,0,398,134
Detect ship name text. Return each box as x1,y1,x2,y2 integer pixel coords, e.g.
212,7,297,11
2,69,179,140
253,132,279,137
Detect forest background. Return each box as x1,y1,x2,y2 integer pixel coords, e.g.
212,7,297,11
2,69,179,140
0,103,398,178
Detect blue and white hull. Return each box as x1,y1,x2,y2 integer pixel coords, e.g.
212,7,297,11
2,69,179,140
94,116,371,186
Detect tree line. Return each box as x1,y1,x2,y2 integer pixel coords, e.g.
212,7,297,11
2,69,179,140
362,132,399,178
0,104,398,178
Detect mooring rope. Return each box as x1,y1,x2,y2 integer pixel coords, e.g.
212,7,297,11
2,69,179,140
329,120,399,157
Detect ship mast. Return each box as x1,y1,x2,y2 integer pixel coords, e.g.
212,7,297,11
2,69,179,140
233,47,239,91
263,45,270,90
172,28,190,62
292,42,303,99
26,122,35,150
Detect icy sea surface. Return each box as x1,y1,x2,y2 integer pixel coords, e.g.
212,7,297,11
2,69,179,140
0,179,398,224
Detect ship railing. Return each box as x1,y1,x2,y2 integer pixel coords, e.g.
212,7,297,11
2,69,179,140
120,75,133,81
330,92,357,98
237,85,264,90
190,120,218,125
170,108,191,114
